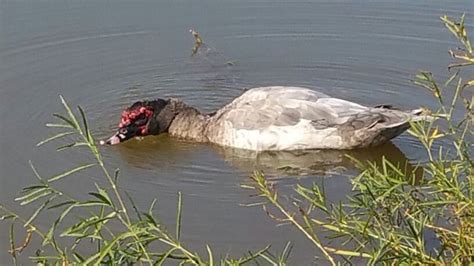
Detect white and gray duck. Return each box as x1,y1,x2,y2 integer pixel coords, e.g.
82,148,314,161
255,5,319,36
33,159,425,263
102,86,426,151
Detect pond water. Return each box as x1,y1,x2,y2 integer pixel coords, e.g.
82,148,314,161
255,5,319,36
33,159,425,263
1,0,472,264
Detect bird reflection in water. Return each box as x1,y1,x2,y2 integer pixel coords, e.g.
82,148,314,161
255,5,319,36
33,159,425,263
215,141,423,180
110,136,422,181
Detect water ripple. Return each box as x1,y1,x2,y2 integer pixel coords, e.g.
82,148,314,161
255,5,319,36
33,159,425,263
1,31,149,56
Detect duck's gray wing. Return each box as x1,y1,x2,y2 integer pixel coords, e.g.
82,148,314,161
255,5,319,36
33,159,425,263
229,86,330,108
221,94,371,130
211,86,336,129
206,86,423,150
206,90,370,150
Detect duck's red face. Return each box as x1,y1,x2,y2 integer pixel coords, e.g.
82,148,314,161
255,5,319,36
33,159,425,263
104,105,154,145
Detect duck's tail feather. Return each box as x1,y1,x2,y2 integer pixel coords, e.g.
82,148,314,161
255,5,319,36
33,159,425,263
368,108,432,147
385,108,432,127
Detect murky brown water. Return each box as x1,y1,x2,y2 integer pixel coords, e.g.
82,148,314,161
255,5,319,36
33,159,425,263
1,0,472,264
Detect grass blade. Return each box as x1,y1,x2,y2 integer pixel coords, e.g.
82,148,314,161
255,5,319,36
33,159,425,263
206,245,213,266
77,106,91,142
1,214,16,221
62,212,116,237
56,142,88,152
22,185,48,192
45,123,73,129
37,132,75,147
176,191,183,241
15,188,51,205
238,245,271,264
28,161,44,182
88,193,113,207
47,200,76,210
59,95,80,129
43,204,76,245
25,195,56,227
53,114,77,130
91,230,140,265
156,247,178,265
125,191,142,221
280,241,293,263
47,163,95,183
9,221,17,264
92,184,113,207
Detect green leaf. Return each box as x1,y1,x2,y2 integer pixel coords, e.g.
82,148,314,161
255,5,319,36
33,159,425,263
113,168,120,185
256,251,276,264
75,201,111,207
56,142,88,152
328,249,373,258
89,231,139,265
43,225,55,246
29,255,62,262
47,200,76,209
143,199,159,227
206,245,214,266
1,214,16,221
61,213,116,237
156,247,178,265
77,105,92,143
142,213,157,227
59,95,81,129
280,241,293,263
237,245,271,264
9,221,15,260
176,191,183,241
73,252,85,263
37,132,75,147
125,191,142,221
56,204,76,225
29,161,44,181
47,163,95,183
15,188,52,205
443,70,459,87
463,78,474,89
88,193,113,207
92,184,113,207
22,184,48,192
45,123,73,129
25,195,56,226
43,203,76,245
53,113,77,130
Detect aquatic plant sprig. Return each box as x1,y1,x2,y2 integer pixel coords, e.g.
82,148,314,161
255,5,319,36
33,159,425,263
441,14,473,68
190,28,204,56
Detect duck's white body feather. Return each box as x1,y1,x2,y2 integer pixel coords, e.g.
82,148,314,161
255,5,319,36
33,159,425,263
202,86,422,151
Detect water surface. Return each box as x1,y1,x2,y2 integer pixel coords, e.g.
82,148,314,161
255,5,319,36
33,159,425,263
1,1,472,264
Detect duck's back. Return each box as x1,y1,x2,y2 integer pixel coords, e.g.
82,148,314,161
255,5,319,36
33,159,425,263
205,87,368,150
204,86,424,151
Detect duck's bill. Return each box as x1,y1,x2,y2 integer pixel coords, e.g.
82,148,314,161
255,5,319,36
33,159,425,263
101,135,121,145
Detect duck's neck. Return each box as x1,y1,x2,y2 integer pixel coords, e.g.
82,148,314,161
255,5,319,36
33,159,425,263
165,99,210,142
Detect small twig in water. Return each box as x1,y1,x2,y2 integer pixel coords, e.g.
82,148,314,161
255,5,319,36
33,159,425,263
189,29,203,56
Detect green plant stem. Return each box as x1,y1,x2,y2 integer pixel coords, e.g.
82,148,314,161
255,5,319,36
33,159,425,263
309,218,437,263
251,173,336,265
94,159,153,264
61,97,153,264
270,199,336,265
